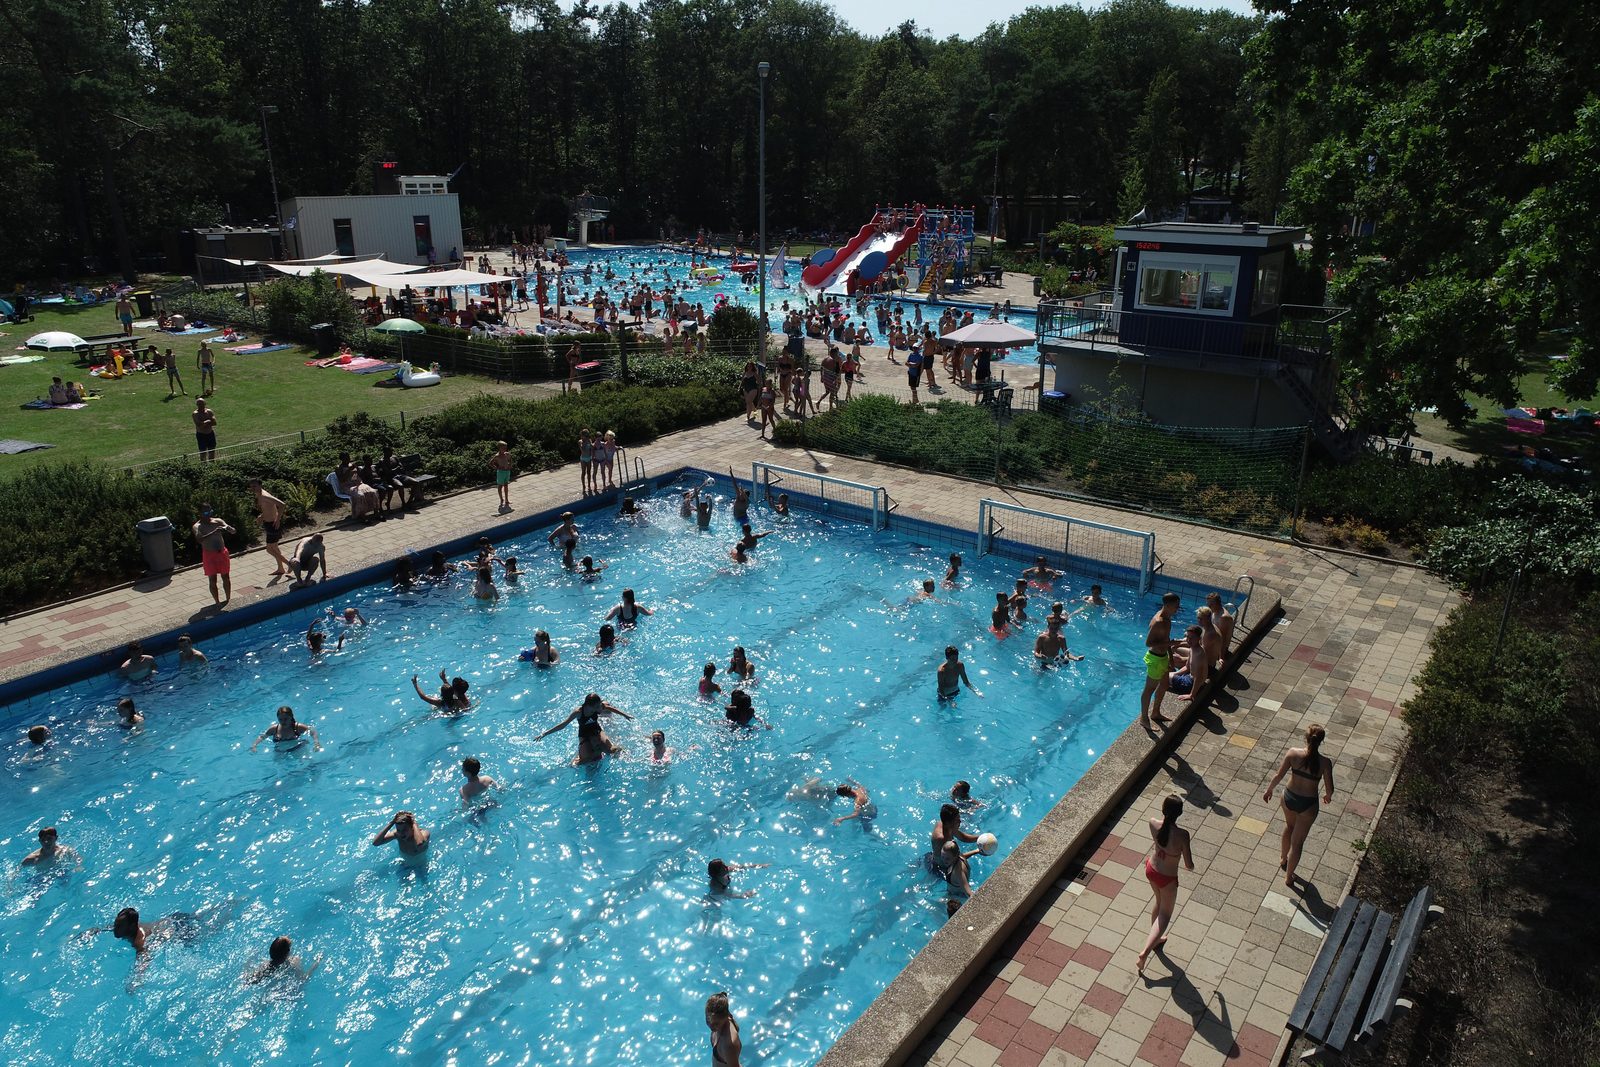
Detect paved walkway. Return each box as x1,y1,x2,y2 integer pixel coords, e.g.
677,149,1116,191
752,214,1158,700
0,383,1451,1067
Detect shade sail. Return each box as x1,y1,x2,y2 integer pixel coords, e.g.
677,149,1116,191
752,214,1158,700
396,268,510,287
264,259,421,279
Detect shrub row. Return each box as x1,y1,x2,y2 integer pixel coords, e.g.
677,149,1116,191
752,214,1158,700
0,381,741,613
1299,452,1496,544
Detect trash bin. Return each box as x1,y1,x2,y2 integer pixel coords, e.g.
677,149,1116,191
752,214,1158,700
309,322,338,355
1041,389,1070,415
136,516,175,573
133,290,154,317
1032,277,1043,297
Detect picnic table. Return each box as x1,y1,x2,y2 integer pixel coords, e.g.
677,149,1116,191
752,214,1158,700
75,337,145,364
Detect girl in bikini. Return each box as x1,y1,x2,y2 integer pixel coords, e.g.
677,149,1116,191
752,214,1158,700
1137,794,1195,975
1264,724,1336,888
578,430,595,495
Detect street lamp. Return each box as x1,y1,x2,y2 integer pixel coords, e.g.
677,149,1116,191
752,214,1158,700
260,105,282,242
757,61,770,343
988,113,1000,246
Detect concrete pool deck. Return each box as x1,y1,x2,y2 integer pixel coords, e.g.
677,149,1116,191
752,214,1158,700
0,414,1452,1067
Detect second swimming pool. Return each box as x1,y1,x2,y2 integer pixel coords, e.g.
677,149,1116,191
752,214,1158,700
0,482,1154,1065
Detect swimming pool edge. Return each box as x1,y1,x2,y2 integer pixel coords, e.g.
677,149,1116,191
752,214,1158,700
816,598,1287,1067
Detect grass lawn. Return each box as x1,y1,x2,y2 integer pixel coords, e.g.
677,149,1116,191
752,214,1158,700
0,300,557,477
1409,340,1598,463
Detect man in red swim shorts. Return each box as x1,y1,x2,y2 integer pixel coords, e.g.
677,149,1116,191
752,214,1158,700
191,503,235,605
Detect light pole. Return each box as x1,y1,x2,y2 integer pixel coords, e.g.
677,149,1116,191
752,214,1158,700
758,61,770,344
988,113,1000,246
260,105,282,244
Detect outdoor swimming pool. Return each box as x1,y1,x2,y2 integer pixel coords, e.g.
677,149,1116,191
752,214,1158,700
546,246,1054,366
0,483,1153,1066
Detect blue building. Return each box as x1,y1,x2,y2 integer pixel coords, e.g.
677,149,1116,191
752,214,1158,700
1037,222,1352,453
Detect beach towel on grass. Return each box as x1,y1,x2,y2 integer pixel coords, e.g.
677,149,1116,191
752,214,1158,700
344,360,399,374
306,357,342,368
0,439,54,453
339,356,388,371
166,326,219,336
22,400,85,410
1506,416,1546,435
226,342,293,354
0,354,45,365
132,319,159,328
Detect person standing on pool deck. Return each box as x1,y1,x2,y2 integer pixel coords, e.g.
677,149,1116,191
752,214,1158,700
249,479,291,577
937,646,982,701
196,341,216,396
1140,593,1181,731
372,810,431,861
705,991,743,1067
489,441,514,512
115,294,134,335
191,504,234,605
1263,724,1335,888
1206,592,1235,665
1136,795,1195,975
192,398,218,463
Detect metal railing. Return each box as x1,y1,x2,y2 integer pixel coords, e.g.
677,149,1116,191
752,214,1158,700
1037,296,1345,371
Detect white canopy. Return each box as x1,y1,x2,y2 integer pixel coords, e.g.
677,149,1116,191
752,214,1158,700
939,320,1038,348
398,268,510,288
264,258,421,279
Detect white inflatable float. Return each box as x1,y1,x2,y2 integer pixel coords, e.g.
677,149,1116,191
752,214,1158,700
399,361,441,388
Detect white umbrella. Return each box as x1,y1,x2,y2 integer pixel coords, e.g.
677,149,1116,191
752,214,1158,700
25,331,88,351
939,321,1037,348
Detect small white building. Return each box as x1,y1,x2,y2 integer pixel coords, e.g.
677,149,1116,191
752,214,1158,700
280,179,463,266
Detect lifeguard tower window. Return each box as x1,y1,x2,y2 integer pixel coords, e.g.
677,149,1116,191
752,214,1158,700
1253,251,1285,314
1136,252,1238,316
333,218,355,257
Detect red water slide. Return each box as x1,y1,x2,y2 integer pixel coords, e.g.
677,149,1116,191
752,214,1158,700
801,206,926,293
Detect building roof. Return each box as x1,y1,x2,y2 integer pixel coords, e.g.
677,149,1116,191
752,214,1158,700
1113,222,1304,249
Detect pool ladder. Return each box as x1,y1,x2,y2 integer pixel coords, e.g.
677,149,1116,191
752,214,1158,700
1230,574,1255,629
617,448,648,495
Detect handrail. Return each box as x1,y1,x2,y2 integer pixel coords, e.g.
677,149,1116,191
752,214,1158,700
1230,574,1255,630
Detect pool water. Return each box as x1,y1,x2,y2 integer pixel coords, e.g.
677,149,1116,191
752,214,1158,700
547,246,1054,367
0,485,1150,1066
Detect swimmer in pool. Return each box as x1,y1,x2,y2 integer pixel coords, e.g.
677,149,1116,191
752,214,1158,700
907,578,939,604
1008,579,1030,623
472,565,499,602
1022,555,1061,585
943,839,986,916
594,624,619,654
696,494,713,530
990,592,1011,633
27,724,50,745
649,730,675,763
1046,601,1071,628
728,467,750,522
771,492,790,516
540,693,632,764
176,634,207,665
459,757,497,801
547,511,580,566
680,478,712,518
619,496,644,521
937,646,982,700
305,618,344,657
736,523,770,551
250,705,322,751
372,810,430,859
117,697,144,727
413,671,470,711
520,629,561,666
832,782,878,828
727,646,756,680
21,826,81,869
245,936,321,984
944,553,963,586
330,606,367,627
1033,618,1084,667
930,803,980,869
723,689,771,729
119,642,157,681
500,557,522,583
729,541,750,564
698,662,723,698
1082,584,1108,608
951,780,983,811
606,588,652,626
578,556,607,579
708,858,769,898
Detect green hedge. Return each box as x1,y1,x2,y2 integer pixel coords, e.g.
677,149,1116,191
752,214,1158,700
0,384,742,612
1300,453,1495,543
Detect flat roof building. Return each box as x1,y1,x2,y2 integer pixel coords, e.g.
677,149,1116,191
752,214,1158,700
281,178,463,267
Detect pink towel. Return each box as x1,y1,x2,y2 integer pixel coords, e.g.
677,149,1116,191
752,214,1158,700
1506,416,1545,435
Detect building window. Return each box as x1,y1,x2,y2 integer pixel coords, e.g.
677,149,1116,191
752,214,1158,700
332,218,355,257
1253,252,1285,314
413,215,434,258
1134,252,1239,316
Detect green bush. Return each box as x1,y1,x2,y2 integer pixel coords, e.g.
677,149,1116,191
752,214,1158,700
1422,478,1600,590
1301,453,1494,542
168,290,268,331
255,271,363,342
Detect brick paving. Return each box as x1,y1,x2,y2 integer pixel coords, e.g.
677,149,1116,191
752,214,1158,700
0,339,1452,1067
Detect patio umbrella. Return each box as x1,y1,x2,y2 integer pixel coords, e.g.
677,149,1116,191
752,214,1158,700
939,320,1038,348
373,317,425,334
0,298,14,317
25,331,88,351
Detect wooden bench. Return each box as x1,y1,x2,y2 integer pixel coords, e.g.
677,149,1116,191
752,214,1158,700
1287,886,1442,1061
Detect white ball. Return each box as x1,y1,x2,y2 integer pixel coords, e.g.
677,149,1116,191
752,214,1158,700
977,832,998,856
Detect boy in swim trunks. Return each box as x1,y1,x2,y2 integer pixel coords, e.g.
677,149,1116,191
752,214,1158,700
249,479,291,577
937,646,982,701
191,504,235,605
490,440,513,512
1140,593,1181,730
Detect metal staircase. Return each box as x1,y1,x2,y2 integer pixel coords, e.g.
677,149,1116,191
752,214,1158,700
1277,364,1362,460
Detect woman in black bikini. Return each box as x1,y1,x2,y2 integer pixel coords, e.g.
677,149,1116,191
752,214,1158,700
1137,794,1195,975
739,361,760,422
539,692,632,764
1264,724,1335,888
606,588,652,627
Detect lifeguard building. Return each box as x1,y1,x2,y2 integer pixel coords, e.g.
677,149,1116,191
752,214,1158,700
1037,222,1352,454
